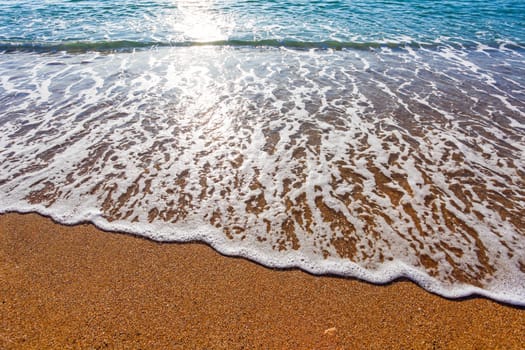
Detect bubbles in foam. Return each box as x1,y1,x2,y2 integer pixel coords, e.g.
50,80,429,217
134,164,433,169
0,45,524,306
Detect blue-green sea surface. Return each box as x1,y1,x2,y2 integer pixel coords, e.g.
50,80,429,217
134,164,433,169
0,0,524,50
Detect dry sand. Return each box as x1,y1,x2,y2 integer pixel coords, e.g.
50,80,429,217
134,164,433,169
1,212,523,349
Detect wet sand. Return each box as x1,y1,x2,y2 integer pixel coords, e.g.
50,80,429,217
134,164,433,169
1,212,523,349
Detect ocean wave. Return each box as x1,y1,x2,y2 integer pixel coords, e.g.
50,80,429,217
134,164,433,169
1,39,524,53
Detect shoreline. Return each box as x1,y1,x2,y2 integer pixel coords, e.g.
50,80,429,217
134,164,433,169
1,212,524,349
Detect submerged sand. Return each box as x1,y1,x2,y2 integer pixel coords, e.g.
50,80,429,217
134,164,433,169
1,212,523,349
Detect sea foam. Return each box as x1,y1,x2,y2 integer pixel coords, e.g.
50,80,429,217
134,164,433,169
0,45,524,306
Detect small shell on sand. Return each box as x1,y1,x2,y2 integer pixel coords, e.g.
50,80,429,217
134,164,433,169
324,327,337,336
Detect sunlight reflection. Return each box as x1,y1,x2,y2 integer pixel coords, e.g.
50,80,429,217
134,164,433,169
172,0,233,42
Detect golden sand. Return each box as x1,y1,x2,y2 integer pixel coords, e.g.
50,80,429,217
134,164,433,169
1,213,523,349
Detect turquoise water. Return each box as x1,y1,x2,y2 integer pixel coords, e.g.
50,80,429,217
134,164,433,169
0,0,524,50
0,1,524,305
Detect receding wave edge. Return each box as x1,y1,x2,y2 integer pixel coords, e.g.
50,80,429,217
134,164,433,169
1,206,523,308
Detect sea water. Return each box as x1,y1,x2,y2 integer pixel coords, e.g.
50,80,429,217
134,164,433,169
0,0,524,305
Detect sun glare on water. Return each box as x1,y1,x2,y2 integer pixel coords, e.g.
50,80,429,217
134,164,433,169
171,0,233,42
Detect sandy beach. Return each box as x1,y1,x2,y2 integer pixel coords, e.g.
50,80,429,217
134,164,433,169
0,212,523,349
1,1,525,349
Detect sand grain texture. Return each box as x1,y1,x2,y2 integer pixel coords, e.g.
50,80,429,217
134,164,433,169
1,213,523,349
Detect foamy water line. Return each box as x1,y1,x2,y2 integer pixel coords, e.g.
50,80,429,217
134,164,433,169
1,46,524,305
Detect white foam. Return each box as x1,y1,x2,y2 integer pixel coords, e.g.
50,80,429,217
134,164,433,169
0,46,524,306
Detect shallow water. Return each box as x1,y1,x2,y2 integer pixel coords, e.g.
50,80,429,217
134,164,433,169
0,1,524,305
